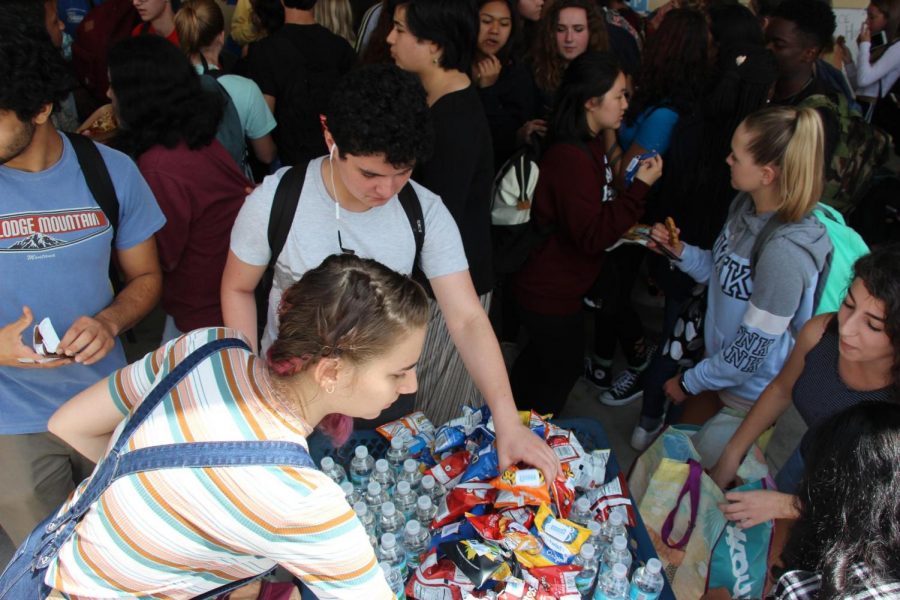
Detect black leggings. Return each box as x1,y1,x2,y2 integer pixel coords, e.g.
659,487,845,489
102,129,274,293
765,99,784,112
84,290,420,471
511,308,584,416
592,245,646,364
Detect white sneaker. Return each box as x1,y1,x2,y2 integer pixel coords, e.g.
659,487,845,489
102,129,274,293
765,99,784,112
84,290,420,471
630,422,664,451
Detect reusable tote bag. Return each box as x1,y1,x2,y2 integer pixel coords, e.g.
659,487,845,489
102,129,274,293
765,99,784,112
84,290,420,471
629,426,774,599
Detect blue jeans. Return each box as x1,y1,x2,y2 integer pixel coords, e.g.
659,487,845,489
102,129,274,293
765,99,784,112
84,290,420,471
774,445,805,495
0,338,314,599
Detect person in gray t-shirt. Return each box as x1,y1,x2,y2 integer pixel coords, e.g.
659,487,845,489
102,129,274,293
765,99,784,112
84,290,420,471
221,64,560,482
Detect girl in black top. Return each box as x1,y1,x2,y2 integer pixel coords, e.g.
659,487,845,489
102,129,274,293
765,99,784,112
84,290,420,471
473,0,539,170
387,0,495,424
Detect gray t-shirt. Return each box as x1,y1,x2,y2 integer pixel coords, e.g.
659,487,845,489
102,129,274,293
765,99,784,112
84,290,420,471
230,158,469,350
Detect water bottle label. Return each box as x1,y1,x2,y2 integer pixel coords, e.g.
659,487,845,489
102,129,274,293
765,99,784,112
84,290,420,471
575,571,596,594
629,588,661,600
350,472,369,488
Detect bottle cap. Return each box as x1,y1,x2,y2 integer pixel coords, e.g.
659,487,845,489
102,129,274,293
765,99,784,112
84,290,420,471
612,563,627,579
403,458,417,473
647,558,662,573
355,446,368,459
375,459,389,472
421,474,436,490
405,520,421,535
575,497,590,511
580,543,595,559
587,520,602,535
321,456,334,470
353,501,367,515
397,481,411,495
613,535,627,551
381,532,396,548
610,511,624,526
417,495,432,510
381,501,396,516
340,481,354,496
391,437,405,450
367,481,381,495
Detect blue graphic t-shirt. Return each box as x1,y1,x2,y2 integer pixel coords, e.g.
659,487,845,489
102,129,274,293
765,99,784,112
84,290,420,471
0,134,165,434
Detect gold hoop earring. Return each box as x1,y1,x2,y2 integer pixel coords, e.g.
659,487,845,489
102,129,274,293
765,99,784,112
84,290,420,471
432,56,439,65
325,382,336,394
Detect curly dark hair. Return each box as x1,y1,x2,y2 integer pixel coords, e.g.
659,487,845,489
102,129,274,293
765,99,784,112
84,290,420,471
324,64,433,167
851,242,900,393
769,0,836,51
626,8,709,122
782,401,900,595
404,0,479,73
0,24,73,121
251,0,285,34
529,0,609,94
108,35,222,158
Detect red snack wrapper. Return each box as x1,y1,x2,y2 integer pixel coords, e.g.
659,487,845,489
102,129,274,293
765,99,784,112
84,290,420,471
432,482,497,529
543,425,584,464
498,578,538,600
522,565,582,600
584,473,637,527
500,508,535,530
428,449,471,488
467,512,507,542
406,550,474,600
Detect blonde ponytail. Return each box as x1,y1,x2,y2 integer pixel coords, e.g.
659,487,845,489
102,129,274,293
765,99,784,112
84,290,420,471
175,0,225,57
744,105,825,222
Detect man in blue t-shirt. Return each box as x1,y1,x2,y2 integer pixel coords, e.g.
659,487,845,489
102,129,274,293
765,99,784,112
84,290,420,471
0,27,166,545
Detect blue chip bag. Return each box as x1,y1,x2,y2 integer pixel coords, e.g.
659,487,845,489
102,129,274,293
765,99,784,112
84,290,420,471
624,150,658,186
461,442,499,483
434,425,467,454
429,519,478,553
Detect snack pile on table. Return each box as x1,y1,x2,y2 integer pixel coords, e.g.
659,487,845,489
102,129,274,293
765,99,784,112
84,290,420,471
319,407,664,600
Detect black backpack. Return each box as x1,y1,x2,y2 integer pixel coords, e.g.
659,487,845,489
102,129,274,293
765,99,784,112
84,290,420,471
254,164,425,341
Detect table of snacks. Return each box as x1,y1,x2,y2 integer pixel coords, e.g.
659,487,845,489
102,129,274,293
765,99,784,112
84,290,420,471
303,411,675,600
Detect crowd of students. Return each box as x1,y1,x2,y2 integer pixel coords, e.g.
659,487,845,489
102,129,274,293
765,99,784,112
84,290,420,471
1,0,899,597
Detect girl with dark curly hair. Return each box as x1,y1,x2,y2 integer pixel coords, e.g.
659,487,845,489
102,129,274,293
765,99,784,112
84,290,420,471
528,0,608,108
108,35,251,340
711,243,900,527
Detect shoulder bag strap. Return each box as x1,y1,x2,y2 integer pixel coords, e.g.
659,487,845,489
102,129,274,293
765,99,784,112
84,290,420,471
397,183,424,270
268,163,309,268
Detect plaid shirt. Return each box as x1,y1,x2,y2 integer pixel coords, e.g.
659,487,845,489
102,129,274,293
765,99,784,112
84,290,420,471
772,564,900,599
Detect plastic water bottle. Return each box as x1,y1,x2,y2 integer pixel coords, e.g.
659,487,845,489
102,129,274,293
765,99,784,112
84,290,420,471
341,481,361,507
394,481,418,520
402,519,431,571
380,561,407,600
353,501,377,547
349,445,375,489
415,495,437,527
570,496,593,527
587,520,603,550
598,511,627,552
420,474,445,505
376,532,408,579
386,437,409,477
594,563,629,600
629,558,664,600
320,456,347,485
573,543,598,596
378,501,406,537
398,458,422,490
373,459,396,494
600,535,632,575
364,481,389,514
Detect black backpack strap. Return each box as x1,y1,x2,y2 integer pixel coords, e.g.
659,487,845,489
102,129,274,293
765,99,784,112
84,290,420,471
64,131,119,243
268,163,309,267
397,183,424,270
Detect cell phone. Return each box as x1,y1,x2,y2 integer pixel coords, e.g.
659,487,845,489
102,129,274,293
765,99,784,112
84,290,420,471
872,30,888,48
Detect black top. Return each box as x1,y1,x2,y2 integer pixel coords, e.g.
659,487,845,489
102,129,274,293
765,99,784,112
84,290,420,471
794,316,894,455
416,85,495,295
477,61,538,171
237,24,356,165
770,76,840,167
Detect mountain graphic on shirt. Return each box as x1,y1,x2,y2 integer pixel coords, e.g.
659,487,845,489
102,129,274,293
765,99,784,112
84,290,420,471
8,233,66,250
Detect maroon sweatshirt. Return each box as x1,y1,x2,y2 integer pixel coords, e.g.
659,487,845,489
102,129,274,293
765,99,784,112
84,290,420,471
514,137,649,315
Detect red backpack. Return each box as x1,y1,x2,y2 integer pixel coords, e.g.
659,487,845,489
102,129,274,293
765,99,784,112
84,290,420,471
72,0,140,104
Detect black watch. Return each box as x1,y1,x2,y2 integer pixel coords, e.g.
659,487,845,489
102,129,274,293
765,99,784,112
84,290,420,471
678,375,692,397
